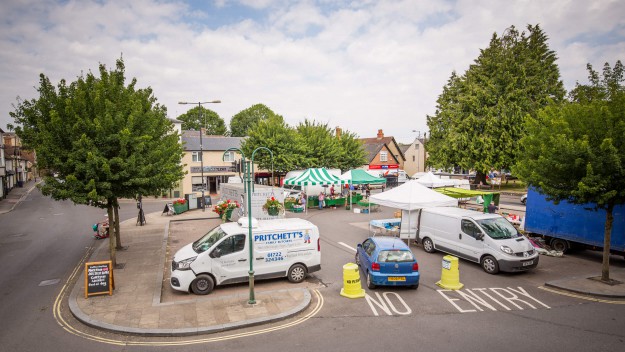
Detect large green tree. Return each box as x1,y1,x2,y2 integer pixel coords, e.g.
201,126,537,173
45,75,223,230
241,115,306,172
515,61,625,282
426,24,565,183
230,103,277,137
176,106,226,135
10,58,185,267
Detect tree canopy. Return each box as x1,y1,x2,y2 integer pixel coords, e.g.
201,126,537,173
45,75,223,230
10,58,185,266
230,103,278,137
426,24,565,182
241,117,366,172
514,60,625,281
176,106,226,135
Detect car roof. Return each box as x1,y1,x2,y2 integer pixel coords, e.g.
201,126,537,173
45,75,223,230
370,236,410,250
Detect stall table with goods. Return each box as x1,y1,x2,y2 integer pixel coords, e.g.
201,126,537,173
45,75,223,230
369,219,401,236
324,196,346,208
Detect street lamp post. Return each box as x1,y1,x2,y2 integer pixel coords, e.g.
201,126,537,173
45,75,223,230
223,147,273,305
178,100,221,211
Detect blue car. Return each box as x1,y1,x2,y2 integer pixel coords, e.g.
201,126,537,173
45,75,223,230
355,236,419,289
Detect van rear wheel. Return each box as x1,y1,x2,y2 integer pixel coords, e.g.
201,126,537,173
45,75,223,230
422,238,435,253
191,274,215,295
288,264,307,283
481,255,499,274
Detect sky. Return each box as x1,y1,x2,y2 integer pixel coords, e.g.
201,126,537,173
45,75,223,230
1,0,623,144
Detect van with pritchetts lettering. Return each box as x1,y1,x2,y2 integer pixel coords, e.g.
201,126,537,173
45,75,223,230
170,217,321,294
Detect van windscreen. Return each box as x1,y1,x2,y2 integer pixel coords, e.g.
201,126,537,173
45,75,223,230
476,218,520,240
193,226,228,253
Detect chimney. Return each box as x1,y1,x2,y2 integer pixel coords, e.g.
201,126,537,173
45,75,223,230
377,129,384,139
335,126,342,140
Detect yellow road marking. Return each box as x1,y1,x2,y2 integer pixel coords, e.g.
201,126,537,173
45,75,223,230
539,286,625,304
53,251,324,346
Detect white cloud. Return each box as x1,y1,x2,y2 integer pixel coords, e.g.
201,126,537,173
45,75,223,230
1,0,623,145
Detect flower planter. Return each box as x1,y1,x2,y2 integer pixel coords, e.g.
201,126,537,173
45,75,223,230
267,207,280,216
173,203,188,214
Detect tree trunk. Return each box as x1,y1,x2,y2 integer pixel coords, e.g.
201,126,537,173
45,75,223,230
107,203,117,268
601,203,614,282
474,171,488,185
114,198,123,250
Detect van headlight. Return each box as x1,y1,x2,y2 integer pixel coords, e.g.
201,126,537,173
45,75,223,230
175,256,197,271
500,245,514,255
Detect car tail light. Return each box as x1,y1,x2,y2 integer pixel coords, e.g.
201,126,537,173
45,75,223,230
412,262,419,271
371,262,380,271
317,238,320,251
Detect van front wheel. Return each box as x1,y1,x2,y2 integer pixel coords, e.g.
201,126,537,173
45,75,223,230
191,274,215,295
288,264,307,283
422,238,435,253
481,255,499,274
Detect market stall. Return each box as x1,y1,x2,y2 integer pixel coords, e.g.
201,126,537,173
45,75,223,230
284,168,345,213
369,219,401,236
370,180,457,241
340,169,386,209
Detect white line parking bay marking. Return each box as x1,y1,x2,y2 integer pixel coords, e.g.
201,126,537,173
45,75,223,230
438,287,551,313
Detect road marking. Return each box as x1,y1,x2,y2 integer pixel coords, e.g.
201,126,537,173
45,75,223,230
539,286,625,304
365,292,412,316
53,251,325,346
338,242,356,252
438,287,550,313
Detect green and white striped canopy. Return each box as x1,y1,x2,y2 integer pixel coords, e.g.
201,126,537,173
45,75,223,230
284,168,345,186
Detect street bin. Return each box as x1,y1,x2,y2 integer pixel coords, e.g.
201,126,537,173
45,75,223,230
185,193,198,210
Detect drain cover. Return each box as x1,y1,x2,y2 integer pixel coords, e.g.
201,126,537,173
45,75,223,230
39,279,60,287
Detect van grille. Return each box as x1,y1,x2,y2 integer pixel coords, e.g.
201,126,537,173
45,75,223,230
515,249,535,257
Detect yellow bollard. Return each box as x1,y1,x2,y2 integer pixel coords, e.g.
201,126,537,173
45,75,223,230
340,263,366,298
436,255,464,290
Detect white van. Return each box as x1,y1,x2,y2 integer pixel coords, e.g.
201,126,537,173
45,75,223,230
170,217,321,294
417,207,538,274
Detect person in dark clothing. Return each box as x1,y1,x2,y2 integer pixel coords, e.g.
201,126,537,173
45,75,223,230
487,201,498,214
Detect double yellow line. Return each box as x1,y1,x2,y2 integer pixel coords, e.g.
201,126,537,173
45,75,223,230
53,250,325,346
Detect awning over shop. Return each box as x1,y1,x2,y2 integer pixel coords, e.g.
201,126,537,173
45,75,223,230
284,168,345,186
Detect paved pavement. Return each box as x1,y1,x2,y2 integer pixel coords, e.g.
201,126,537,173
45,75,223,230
2,181,624,337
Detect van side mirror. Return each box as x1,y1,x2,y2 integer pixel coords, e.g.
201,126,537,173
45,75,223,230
476,233,484,241
210,248,222,258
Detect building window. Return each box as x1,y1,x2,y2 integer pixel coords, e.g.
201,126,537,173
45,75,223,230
413,155,415,162
415,144,419,150
380,151,388,162
223,151,235,162
192,152,202,162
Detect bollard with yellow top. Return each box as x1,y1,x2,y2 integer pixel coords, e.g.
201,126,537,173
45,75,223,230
340,263,366,298
436,255,464,290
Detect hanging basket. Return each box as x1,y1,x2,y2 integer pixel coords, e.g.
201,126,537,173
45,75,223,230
267,206,280,216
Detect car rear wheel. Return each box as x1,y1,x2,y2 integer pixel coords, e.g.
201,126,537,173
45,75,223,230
422,237,435,253
191,274,215,295
288,264,307,283
481,255,499,274
366,271,376,289
410,284,419,290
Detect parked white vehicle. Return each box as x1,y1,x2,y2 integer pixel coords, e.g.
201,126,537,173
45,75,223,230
365,168,409,183
418,207,538,274
170,217,321,295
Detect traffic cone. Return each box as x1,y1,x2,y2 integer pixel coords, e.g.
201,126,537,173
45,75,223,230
436,255,464,290
340,263,366,298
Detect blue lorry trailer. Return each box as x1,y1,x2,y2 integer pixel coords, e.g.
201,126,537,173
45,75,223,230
524,189,625,256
